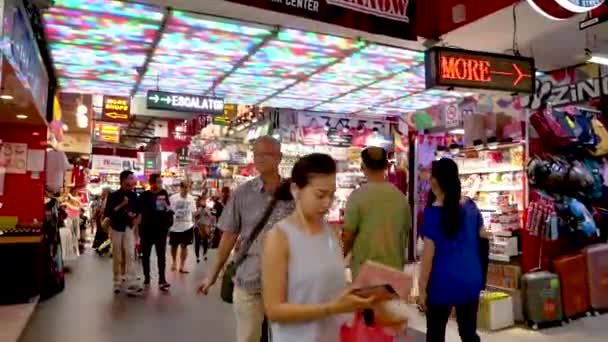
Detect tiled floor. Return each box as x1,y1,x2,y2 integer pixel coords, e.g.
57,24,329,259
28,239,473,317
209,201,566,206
18,250,608,342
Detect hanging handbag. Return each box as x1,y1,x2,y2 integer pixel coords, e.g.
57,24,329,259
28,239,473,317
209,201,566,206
220,198,278,303
340,312,396,342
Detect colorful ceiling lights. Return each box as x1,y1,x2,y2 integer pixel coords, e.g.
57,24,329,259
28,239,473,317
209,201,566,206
44,0,164,95
44,1,471,114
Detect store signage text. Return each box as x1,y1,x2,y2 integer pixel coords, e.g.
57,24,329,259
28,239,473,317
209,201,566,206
147,90,224,115
6,1,49,115
225,0,415,40
426,47,535,94
521,75,608,110
326,0,410,22
102,96,130,123
528,0,605,21
94,122,121,144
579,3,608,29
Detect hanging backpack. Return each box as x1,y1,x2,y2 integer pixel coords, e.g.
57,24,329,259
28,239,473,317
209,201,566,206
530,109,576,149
571,112,598,149
589,117,608,157
580,159,604,199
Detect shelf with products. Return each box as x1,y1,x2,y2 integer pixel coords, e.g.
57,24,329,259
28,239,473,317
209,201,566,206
280,145,366,224
455,143,526,265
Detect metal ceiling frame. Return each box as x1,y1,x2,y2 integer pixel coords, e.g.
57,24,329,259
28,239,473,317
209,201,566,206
204,27,281,97
253,41,369,106
131,7,172,96
305,68,418,112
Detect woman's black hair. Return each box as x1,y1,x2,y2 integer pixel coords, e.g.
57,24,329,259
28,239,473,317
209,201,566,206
427,158,462,238
291,153,337,188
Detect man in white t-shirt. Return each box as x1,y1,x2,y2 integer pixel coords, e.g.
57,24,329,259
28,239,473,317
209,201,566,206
169,181,197,273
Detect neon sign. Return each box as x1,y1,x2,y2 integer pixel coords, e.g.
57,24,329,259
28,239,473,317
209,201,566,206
426,47,535,94
102,96,130,123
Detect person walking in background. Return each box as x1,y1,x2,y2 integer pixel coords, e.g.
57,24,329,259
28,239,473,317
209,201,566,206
210,187,230,249
418,158,484,342
262,153,374,342
342,146,410,278
194,195,213,263
138,173,172,291
169,181,197,273
92,187,111,254
197,136,294,342
104,170,142,296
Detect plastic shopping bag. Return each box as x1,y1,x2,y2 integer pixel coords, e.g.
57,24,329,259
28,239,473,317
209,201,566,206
340,313,394,342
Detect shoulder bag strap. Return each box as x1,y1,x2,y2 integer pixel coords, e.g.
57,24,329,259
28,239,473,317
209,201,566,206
232,198,278,269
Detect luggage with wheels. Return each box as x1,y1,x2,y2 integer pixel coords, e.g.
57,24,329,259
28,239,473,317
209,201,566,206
584,244,608,311
521,271,563,329
553,254,590,319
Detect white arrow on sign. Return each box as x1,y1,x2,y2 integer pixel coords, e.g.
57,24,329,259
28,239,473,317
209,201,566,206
148,94,160,103
161,96,171,104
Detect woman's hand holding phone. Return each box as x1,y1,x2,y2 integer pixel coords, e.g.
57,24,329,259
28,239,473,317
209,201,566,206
328,290,375,314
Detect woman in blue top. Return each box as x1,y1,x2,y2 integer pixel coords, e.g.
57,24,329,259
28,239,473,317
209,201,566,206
418,158,484,342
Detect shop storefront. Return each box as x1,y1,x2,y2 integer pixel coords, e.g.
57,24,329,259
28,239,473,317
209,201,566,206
407,46,536,330
0,0,63,307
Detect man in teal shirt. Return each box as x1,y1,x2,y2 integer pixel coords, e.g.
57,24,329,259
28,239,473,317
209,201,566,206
342,147,411,277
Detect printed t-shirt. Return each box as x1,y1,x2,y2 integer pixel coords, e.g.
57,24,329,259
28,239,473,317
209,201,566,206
169,193,196,232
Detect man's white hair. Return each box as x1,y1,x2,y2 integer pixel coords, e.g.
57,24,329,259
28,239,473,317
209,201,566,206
254,135,281,149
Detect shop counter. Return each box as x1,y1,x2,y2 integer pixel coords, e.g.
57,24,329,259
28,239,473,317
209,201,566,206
0,235,44,304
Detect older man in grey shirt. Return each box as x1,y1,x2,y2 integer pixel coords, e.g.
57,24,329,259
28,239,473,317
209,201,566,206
198,136,294,342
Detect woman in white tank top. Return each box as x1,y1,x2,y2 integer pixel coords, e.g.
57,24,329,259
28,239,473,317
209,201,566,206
262,153,374,342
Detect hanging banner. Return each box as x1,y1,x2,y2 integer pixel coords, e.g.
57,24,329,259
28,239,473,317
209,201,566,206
521,73,608,111
224,0,416,41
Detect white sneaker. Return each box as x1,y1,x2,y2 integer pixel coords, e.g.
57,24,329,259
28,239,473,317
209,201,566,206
126,285,143,297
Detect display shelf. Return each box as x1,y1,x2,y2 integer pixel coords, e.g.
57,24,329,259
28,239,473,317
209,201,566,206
490,253,521,262
460,165,523,175
469,186,523,192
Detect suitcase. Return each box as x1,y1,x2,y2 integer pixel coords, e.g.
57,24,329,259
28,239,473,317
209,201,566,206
584,244,608,310
521,271,563,328
553,254,590,318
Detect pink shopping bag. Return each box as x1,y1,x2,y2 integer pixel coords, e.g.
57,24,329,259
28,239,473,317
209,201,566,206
340,313,394,342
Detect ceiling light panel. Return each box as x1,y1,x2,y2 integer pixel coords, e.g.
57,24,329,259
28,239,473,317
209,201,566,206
332,87,417,106
279,81,357,101
233,29,362,80
43,0,163,94
309,44,424,86
379,90,475,112
312,101,370,113
260,97,324,110
138,10,275,94
217,29,362,102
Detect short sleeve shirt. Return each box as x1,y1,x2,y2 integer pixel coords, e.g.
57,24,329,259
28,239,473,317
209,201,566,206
104,189,139,232
218,177,295,292
169,194,197,232
422,200,484,305
343,182,411,278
